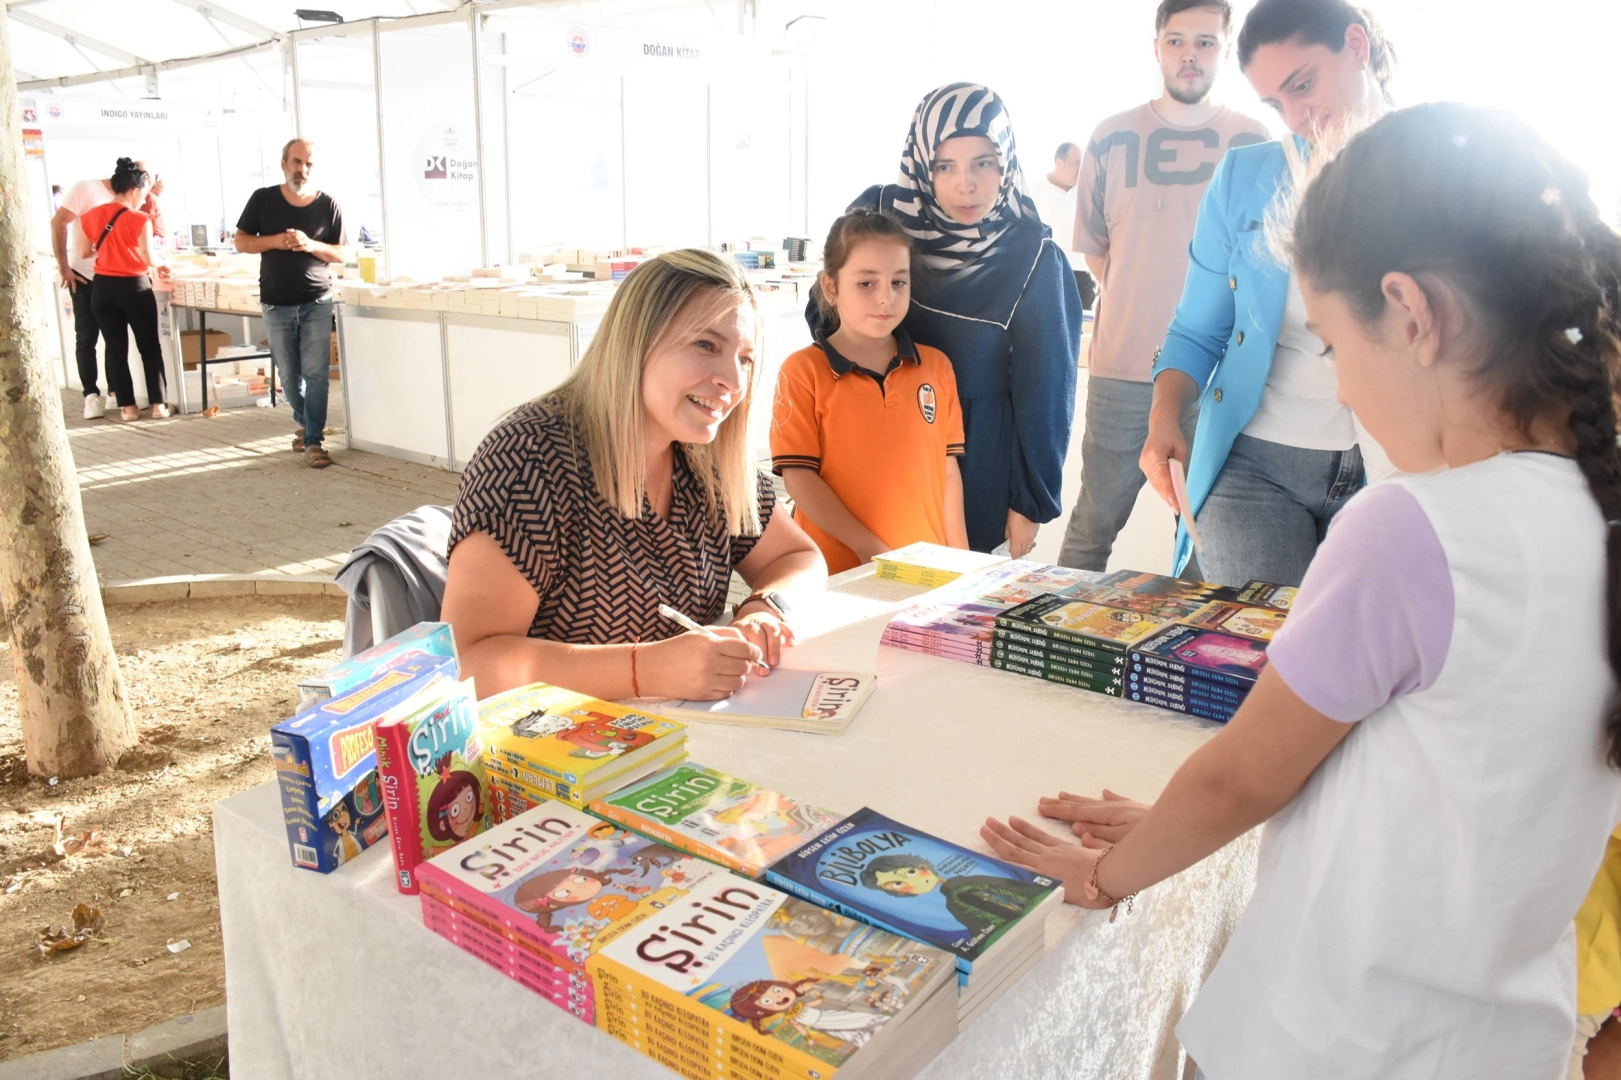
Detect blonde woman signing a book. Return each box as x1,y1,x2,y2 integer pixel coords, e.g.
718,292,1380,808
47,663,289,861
440,251,827,702
1137,0,1399,587
984,103,1621,1078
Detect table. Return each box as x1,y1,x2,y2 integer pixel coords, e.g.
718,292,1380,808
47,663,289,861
215,568,1258,1080
193,307,277,413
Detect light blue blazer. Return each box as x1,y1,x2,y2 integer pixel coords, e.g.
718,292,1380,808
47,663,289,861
1151,138,1302,575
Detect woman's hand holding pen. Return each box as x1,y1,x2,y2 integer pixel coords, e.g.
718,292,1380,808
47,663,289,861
640,630,765,701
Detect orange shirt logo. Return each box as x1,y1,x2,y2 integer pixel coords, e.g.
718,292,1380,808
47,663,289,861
917,384,936,424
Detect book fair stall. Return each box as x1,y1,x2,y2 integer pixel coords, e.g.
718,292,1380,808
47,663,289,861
216,554,1266,1080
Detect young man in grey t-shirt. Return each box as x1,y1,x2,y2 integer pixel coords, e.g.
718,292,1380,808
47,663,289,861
1055,0,1268,572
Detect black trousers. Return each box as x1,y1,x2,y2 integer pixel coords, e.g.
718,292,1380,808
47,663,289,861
91,274,166,408
69,271,105,396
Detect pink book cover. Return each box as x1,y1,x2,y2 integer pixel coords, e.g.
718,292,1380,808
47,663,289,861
421,897,595,1023
415,800,727,975
375,679,488,895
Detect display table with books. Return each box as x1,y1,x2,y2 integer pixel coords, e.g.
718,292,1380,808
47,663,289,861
216,567,1259,1080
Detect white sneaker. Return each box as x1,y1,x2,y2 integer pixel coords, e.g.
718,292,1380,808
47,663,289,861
83,395,105,420
150,404,171,419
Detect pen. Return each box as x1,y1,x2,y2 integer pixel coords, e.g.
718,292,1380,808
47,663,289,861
658,604,770,674
657,604,721,639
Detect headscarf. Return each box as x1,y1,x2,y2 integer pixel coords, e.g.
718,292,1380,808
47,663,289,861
890,83,1042,278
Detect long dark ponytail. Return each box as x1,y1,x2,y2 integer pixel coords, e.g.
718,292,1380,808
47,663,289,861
1291,101,1621,767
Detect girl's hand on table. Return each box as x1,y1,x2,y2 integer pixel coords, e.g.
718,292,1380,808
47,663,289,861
643,630,764,700
981,816,1110,909
728,610,795,670
1038,789,1151,843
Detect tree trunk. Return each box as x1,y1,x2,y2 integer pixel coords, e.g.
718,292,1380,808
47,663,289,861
0,20,137,777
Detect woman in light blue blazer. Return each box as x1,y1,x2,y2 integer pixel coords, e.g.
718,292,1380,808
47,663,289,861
1140,0,1396,587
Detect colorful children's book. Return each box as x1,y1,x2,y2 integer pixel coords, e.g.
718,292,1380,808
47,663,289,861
1131,624,1271,684
375,678,489,894
996,594,1171,653
419,889,596,1024
880,563,1106,667
591,762,843,878
1099,570,1298,612
661,670,878,735
483,742,689,824
592,870,958,1080
477,684,687,808
872,541,1008,586
271,654,458,873
1058,584,1209,623
415,800,729,977
765,808,1061,976
1181,601,1288,641
296,621,457,709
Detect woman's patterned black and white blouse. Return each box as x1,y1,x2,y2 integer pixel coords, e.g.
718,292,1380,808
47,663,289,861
450,399,774,643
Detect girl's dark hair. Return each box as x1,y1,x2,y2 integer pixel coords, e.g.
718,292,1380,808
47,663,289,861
1237,0,1396,99
1291,101,1621,768
815,208,914,331
110,157,148,195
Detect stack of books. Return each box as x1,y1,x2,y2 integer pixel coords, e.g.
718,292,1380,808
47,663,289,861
477,684,688,815
416,801,729,1027
1003,571,1294,721
766,808,1062,1032
880,562,1102,665
872,542,1008,587
590,762,843,878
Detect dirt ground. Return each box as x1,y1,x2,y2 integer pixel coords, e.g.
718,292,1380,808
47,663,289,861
0,594,345,1061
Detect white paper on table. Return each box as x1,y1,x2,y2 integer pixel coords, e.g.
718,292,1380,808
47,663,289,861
1168,458,1204,554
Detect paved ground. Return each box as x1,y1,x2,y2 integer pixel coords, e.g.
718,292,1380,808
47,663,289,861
63,389,461,583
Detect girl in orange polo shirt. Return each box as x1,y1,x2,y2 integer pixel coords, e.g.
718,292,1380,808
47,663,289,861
771,210,969,574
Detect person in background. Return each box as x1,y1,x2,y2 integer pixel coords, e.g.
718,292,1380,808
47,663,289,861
139,168,168,249
75,158,169,421
442,250,826,702
234,138,346,469
772,209,968,573
50,167,117,419
987,101,1621,1079
1138,0,1396,587
1033,142,1097,310
1055,0,1268,573
815,83,1083,558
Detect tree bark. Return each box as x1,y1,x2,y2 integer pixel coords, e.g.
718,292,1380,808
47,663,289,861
0,19,137,777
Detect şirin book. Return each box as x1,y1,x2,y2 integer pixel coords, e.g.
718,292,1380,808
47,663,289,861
661,670,878,736
374,677,490,894
591,762,842,878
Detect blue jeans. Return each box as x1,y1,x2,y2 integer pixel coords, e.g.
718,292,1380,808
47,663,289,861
262,299,333,449
1057,375,1199,572
1193,432,1364,587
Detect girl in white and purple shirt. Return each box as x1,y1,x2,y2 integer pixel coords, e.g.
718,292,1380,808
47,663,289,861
982,101,1621,1080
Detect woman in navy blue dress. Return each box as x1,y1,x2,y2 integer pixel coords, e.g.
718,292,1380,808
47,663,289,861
816,83,1083,555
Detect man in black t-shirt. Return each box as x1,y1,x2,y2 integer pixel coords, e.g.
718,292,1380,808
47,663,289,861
235,138,347,468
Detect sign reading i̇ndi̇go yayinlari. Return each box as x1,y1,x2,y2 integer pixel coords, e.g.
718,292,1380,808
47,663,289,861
414,123,479,208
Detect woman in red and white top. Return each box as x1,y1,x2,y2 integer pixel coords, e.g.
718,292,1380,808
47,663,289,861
76,158,170,420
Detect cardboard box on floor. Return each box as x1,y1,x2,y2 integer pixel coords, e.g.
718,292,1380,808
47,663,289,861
181,329,231,369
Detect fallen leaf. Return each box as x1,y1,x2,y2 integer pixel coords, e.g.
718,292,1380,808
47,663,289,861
118,889,132,898
53,830,112,859
166,939,191,954
36,904,105,958
165,893,178,901
338,521,354,527
86,534,109,545
75,995,84,1003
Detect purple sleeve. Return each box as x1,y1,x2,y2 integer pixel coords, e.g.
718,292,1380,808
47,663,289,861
1267,483,1454,723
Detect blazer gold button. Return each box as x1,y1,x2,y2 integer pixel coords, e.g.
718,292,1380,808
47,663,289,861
1229,276,1237,290
1235,331,1245,345
1213,388,1224,403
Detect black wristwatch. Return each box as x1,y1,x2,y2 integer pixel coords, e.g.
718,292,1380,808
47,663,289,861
738,590,791,619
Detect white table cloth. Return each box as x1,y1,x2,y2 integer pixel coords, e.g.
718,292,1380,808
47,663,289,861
217,568,1258,1079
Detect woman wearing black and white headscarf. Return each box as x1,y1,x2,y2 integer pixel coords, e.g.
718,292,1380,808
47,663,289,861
812,83,1083,556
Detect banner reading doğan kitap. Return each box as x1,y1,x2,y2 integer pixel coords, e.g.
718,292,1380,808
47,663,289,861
414,122,478,208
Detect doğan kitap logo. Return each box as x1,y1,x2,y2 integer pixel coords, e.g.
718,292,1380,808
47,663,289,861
415,123,479,207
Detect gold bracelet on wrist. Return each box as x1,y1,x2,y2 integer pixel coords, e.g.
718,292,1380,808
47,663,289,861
1089,845,1138,923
